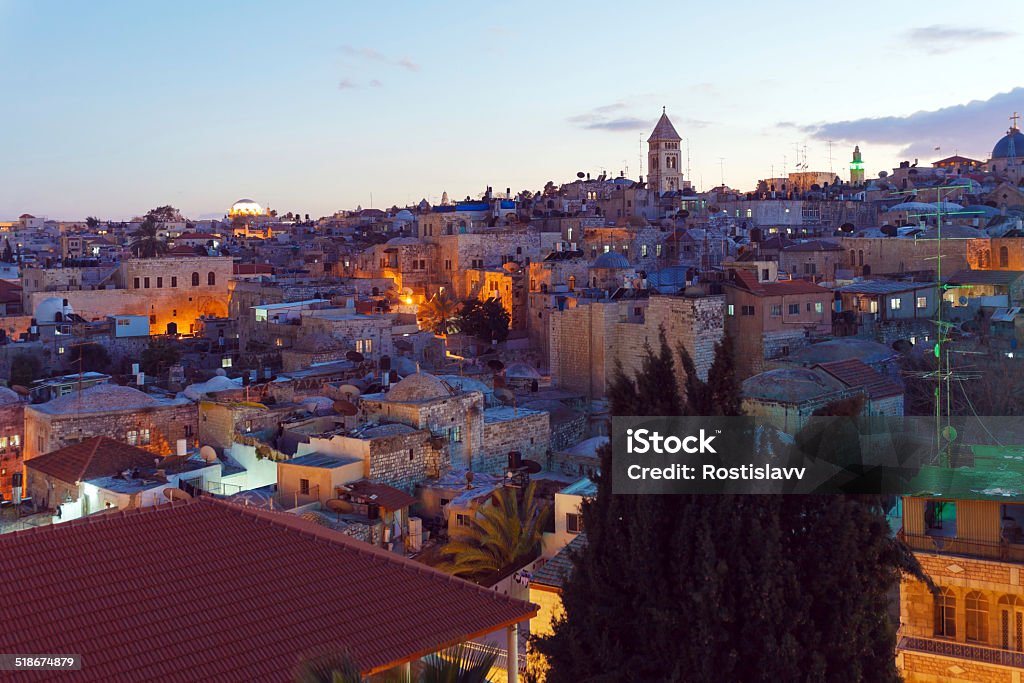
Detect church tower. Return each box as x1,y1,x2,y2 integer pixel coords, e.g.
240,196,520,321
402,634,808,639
647,108,683,194
850,145,865,185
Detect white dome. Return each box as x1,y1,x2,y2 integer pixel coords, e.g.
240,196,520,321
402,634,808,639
35,297,73,323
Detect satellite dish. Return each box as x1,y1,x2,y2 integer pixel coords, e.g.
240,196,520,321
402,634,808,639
10,385,29,396
878,171,889,178
521,459,542,474
164,488,192,502
346,350,364,363
495,387,515,404
337,383,362,398
199,445,218,463
333,399,358,416
487,359,505,372
958,296,968,306
576,171,586,179
326,498,355,514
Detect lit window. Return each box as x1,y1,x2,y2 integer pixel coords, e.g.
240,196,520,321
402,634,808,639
57,346,65,355
449,426,462,443
934,587,956,638
140,429,151,445
965,591,988,643
727,304,735,316
221,357,232,368
815,302,823,314
456,513,472,527
916,296,927,309
127,430,138,446
890,297,903,311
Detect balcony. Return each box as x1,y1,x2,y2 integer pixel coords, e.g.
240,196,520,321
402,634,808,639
900,531,1024,563
898,635,1024,669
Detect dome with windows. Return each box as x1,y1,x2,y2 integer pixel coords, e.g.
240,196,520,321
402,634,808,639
229,198,263,218
992,128,1024,159
590,251,632,270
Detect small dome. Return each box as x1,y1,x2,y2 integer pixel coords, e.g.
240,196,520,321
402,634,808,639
35,297,73,323
385,372,454,402
183,375,242,401
993,129,1024,160
36,384,161,414
394,209,415,222
590,251,631,269
0,386,20,405
742,367,844,403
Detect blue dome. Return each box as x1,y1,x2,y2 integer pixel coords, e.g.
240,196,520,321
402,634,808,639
992,129,1024,159
591,251,631,269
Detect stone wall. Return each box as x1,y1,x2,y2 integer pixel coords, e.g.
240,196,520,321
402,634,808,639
25,402,197,459
480,409,550,475
367,430,435,492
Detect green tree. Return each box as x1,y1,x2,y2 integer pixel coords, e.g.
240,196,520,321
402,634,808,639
130,219,168,258
457,299,510,343
437,481,550,580
68,342,112,374
85,216,101,229
8,352,41,387
2,239,12,263
139,338,180,377
533,330,918,682
417,293,461,336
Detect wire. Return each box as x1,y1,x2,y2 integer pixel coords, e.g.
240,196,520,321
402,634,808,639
958,377,1003,447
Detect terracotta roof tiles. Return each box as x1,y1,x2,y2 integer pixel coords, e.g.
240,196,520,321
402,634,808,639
0,496,535,681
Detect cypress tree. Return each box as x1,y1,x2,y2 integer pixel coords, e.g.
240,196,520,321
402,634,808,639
534,333,918,682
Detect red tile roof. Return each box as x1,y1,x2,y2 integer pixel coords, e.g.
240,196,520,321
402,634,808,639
344,480,417,510
0,497,535,680
24,436,158,484
731,269,831,297
814,359,903,399
0,279,21,304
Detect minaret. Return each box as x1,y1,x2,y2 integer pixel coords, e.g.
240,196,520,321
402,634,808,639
647,107,683,194
850,146,865,185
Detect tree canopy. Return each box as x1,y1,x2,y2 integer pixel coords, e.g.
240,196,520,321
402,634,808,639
457,299,510,344
533,329,918,682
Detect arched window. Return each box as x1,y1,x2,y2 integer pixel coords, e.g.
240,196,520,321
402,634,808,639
191,272,199,287
850,250,856,266
207,271,216,286
966,591,989,643
858,250,864,266
568,275,576,292
935,587,956,638
999,595,1024,651
1001,246,1010,268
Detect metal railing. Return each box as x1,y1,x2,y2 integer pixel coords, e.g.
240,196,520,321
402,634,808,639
900,531,1024,563
898,635,1024,669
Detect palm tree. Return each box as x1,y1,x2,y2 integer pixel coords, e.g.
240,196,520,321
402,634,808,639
438,482,551,580
130,219,168,258
292,644,498,683
417,293,460,336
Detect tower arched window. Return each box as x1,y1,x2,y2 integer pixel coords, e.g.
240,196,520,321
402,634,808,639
208,272,216,286
1000,246,1009,268
966,591,988,643
191,272,199,287
934,587,956,638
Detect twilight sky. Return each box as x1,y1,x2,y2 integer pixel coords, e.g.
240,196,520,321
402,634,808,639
2,0,1023,220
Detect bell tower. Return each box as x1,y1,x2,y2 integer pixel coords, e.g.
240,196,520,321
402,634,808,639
647,107,683,194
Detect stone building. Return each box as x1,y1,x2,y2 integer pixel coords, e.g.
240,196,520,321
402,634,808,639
24,384,197,460
481,406,550,475
896,457,1024,682
724,271,833,380
549,292,724,399
839,232,988,278
296,422,437,493
0,387,25,502
22,256,234,336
